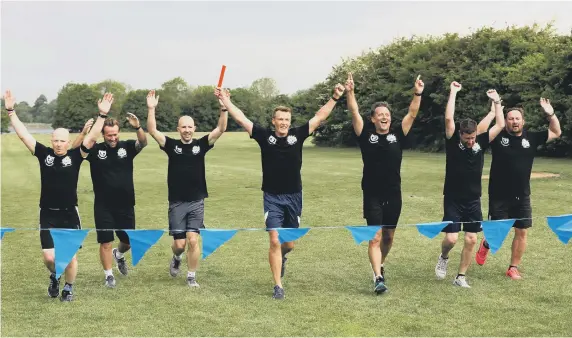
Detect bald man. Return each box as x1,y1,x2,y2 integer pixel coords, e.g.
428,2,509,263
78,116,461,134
146,89,227,287
79,93,148,288
3,90,93,302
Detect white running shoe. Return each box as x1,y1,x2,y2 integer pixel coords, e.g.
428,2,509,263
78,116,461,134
453,275,471,288
435,254,449,280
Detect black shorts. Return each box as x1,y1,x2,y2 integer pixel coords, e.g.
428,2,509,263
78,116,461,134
169,200,205,239
94,204,135,244
489,196,532,229
441,196,482,233
39,207,82,250
363,192,402,229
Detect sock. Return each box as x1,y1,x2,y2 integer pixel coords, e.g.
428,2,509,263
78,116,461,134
174,253,183,261
188,271,196,278
104,269,113,277
63,283,73,292
483,241,490,249
457,273,465,278
115,250,124,259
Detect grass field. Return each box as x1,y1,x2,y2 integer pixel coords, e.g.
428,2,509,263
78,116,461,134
1,131,572,337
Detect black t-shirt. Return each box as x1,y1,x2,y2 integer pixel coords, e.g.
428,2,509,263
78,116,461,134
488,129,549,198
250,122,311,194
443,130,490,200
34,142,84,209
160,135,214,202
356,124,410,197
86,140,140,207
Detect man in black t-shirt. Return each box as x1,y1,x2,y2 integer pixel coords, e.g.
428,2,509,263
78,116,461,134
80,92,148,288
146,90,227,287
434,83,505,288
215,83,346,300
346,73,424,294
4,89,94,302
475,99,562,279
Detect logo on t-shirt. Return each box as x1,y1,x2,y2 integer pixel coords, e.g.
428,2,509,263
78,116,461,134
287,135,297,145
45,155,55,167
192,145,200,155
472,143,481,153
501,137,510,147
521,139,530,149
117,148,127,159
62,156,72,167
268,135,277,145
369,134,379,144
174,145,182,154
387,134,397,144
98,150,107,160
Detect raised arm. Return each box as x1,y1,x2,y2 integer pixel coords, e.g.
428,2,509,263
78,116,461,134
3,90,36,154
71,118,94,149
540,97,562,142
485,89,505,142
477,101,497,135
208,89,229,146
402,75,425,136
345,73,363,136
309,83,345,134
215,87,254,136
81,92,113,157
126,112,147,152
146,90,166,147
445,81,462,139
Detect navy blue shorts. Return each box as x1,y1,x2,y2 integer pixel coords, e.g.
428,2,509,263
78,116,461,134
263,192,302,230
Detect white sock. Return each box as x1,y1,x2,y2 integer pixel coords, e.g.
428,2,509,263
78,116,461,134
115,250,124,259
188,271,196,278
104,269,113,277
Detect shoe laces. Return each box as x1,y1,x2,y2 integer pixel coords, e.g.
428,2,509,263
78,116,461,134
437,257,448,270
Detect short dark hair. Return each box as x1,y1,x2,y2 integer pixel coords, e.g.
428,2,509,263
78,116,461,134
459,118,477,135
273,106,292,117
370,101,391,117
506,107,525,118
102,117,120,133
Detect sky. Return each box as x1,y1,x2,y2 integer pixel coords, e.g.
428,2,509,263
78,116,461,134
1,1,571,104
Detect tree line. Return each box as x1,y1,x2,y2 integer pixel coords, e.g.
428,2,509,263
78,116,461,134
2,24,570,156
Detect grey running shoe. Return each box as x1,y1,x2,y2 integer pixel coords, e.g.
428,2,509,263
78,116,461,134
272,285,285,300
170,256,181,277
60,290,73,302
113,248,128,276
47,273,60,298
105,275,116,288
187,276,200,288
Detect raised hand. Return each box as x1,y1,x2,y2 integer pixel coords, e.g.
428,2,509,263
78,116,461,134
82,118,94,135
450,81,462,93
126,112,141,128
147,90,159,109
345,72,355,93
540,97,554,115
414,75,424,94
3,90,16,111
98,92,114,115
333,83,345,99
486,89,501,102
219,88,230,107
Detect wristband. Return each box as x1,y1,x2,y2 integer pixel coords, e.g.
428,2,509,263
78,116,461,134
493,100,502,104
221,108,228,112
80,143,90,153
135,125,141,130
6,108,14,112
414,92,422,96
98,113,107,119
332,96,339,102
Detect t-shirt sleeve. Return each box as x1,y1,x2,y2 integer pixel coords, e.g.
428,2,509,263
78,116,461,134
396,124,412,149
477,131,490,150
70,147,85,165
530,130,549,147
295,121,311,142
126,140,138,159
250,123,268,144
33,141,47,159
160,136,174,155
199,134,214,154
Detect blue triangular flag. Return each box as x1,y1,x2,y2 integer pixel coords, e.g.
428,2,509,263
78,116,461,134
481,219,516,254
1,228,15,240
51,229,89,279
201,229,238,259
275,228,310,244
345,226,380,245
416,221,451,239
124,230,165,266
546,214,572,244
